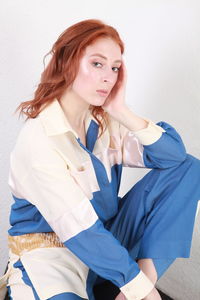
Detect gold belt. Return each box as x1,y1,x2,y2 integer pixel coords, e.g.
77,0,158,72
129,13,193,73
8,232,65,256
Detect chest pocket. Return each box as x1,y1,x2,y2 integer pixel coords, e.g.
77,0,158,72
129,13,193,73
68,159,100,201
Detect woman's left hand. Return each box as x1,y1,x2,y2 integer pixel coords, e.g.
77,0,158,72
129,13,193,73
102,58,127,116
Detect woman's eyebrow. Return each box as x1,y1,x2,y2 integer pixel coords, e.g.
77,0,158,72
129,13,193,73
90,53,122,63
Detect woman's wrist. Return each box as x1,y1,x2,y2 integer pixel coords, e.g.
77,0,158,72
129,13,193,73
143,287,162,300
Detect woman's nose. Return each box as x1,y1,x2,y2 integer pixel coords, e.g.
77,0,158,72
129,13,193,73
102,72,116,85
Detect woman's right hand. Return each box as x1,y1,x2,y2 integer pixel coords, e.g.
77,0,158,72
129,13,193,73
115,291,127,300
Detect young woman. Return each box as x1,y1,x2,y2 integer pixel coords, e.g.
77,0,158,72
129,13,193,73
1,19,200,300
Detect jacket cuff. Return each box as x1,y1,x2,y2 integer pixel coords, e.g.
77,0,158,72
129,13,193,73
127,118,166,146
120,270,154,300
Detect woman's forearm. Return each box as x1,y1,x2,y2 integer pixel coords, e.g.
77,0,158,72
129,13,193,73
109,106,149,132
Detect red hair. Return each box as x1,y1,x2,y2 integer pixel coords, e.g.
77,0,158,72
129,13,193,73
15,19,124,138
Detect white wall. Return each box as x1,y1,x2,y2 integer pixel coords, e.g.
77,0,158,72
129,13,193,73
1,1,200,299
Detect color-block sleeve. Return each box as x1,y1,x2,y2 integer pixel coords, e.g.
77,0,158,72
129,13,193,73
119,117,187,169
20,148,154,300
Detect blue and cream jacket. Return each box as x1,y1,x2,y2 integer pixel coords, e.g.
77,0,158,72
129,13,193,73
6,98,187,299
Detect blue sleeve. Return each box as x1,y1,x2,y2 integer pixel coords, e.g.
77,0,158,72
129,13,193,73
65,219,142,286
120,119,187,169
143,121,187,169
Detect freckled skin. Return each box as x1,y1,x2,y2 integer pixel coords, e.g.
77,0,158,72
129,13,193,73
71,37,122,107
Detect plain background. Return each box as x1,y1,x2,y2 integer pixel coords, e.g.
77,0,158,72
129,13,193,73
0,1,200,299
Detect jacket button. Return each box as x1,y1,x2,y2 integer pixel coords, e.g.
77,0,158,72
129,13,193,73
78,166,85,171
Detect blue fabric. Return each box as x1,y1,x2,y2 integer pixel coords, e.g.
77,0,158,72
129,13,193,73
8,196,52,236
143,121,187,169
89,163,122,222
7,285,13,300
85,120,99,153
102,153,200,280
86,269,99,300
64,218,141,287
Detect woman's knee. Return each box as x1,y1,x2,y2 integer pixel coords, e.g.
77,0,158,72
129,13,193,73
181,153,200,168
181,154,200,185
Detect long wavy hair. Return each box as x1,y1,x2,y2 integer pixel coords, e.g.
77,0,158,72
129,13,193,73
15,19,124,138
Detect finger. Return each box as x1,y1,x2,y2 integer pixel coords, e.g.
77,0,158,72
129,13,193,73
116,58,127,89
117,58,126,87
121,57,127,83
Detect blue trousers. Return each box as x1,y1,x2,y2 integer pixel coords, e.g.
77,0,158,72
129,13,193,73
105,153,200,278
8,153,200,299
91,153,200,298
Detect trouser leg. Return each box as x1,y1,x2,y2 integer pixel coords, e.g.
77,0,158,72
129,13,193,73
104,153,200,280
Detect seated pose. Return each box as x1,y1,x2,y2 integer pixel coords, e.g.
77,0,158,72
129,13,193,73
1,19,200,300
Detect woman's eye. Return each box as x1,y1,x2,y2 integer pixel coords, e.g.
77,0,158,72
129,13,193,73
92,62,120,73
112,67,120,72
92,62,102,68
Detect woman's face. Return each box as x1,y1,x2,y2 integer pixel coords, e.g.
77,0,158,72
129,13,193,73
71,37,122,106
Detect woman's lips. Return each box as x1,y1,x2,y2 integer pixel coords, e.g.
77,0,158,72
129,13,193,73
96,90,108,97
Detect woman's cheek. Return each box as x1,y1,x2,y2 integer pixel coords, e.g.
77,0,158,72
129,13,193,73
89,68,100,81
